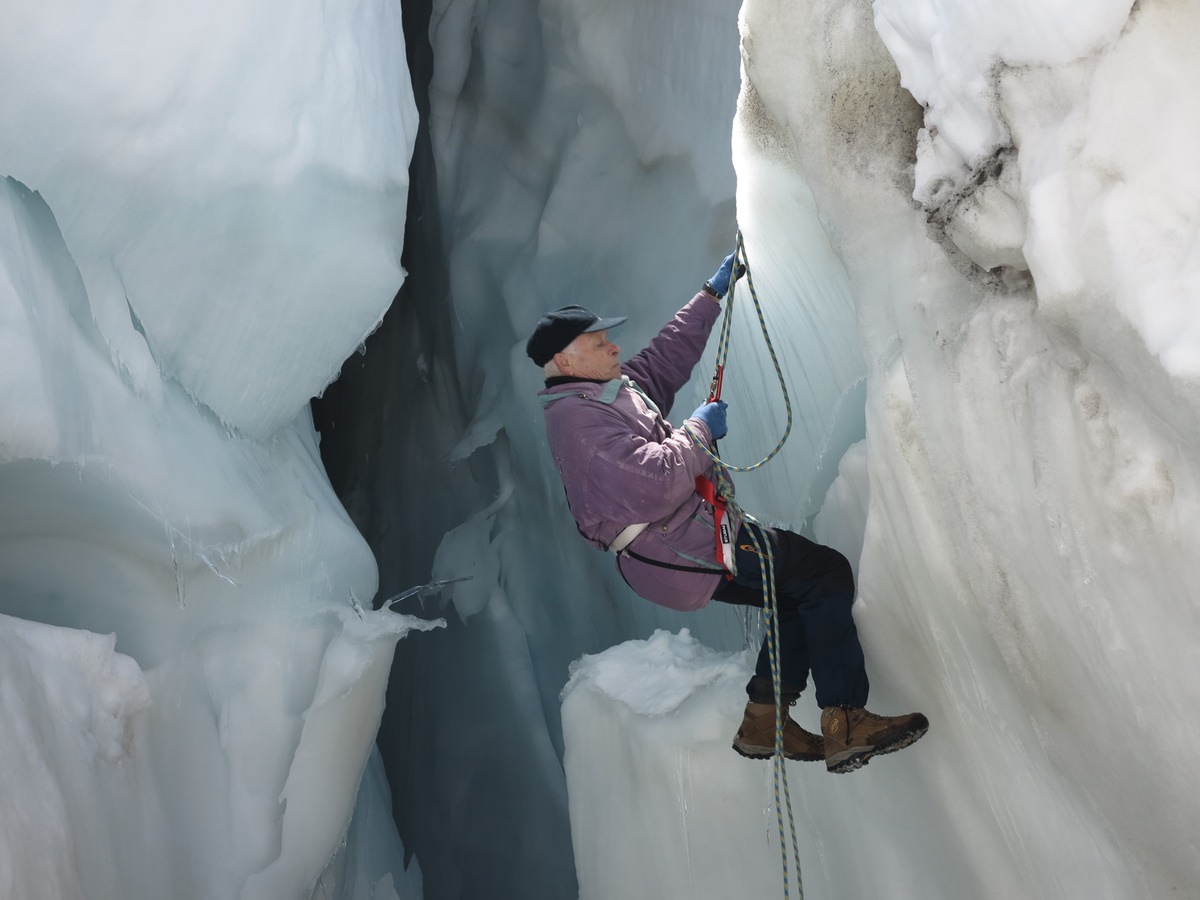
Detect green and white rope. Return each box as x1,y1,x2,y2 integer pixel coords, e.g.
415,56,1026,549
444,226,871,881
707,230,793,474
691,230,804,899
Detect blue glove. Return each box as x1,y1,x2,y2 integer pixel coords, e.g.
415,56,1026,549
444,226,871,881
691,400,728,440
705,254,736,298
700,254,739,300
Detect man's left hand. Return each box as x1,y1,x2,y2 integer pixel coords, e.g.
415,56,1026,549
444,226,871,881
691,400,728,440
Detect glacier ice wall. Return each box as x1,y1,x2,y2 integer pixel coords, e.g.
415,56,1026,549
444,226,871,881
316,0,878,896
450,0,1200,896
1,0,418,438
3,0,1199,897
0,174,429,899
0,2,428,896
723,0,1200,895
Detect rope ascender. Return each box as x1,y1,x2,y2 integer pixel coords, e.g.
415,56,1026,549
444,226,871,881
692,229,804,900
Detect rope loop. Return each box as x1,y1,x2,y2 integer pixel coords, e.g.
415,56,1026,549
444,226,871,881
703,230,793,475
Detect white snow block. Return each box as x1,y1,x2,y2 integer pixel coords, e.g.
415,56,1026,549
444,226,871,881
562,630,810,900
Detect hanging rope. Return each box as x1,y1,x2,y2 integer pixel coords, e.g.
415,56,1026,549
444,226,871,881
691,229,804,899
705,230,793,471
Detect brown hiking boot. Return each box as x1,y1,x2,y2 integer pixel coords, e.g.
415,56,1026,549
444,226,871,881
732,702,825,762
820,706,929,773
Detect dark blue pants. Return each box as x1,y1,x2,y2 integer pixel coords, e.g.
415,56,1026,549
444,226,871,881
712,524,869,709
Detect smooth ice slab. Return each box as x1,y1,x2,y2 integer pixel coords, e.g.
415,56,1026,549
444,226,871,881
0,0,420,437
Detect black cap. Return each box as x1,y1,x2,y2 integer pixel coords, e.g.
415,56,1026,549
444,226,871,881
526,305,627,366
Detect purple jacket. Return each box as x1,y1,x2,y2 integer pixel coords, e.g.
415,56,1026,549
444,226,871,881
537,293,739,611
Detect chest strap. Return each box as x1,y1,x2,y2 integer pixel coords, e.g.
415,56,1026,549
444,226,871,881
609,521,650,554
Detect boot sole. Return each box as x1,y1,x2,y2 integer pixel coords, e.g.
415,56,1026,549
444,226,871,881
825,721,929,774
732,737,824,762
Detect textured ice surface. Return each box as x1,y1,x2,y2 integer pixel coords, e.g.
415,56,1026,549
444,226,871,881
0,3,428,891
1,0,418,437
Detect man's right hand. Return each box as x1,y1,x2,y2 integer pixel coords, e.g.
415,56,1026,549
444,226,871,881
704,253,746,299
691,400,728,440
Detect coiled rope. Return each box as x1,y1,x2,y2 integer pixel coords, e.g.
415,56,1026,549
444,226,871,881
705,230,793,474
689,229,804,899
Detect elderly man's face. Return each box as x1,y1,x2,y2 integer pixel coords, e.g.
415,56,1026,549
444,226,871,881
556,330,621,381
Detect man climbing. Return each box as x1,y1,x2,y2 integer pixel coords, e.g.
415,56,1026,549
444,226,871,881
527,255,928,773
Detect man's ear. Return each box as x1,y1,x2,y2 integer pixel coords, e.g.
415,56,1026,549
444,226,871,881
552,350,571,373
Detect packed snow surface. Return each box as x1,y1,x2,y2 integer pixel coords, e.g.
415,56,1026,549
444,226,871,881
562,630,798,900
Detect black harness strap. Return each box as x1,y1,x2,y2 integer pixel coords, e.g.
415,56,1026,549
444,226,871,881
621,547,724,575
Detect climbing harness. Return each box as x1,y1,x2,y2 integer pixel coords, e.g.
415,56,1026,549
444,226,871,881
688,229,804,900
694,474,735,574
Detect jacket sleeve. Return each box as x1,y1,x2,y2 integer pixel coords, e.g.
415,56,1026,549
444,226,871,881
621,292,721,417
551,399,715,528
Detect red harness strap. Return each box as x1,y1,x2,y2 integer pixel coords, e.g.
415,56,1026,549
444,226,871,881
695,475,734,578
